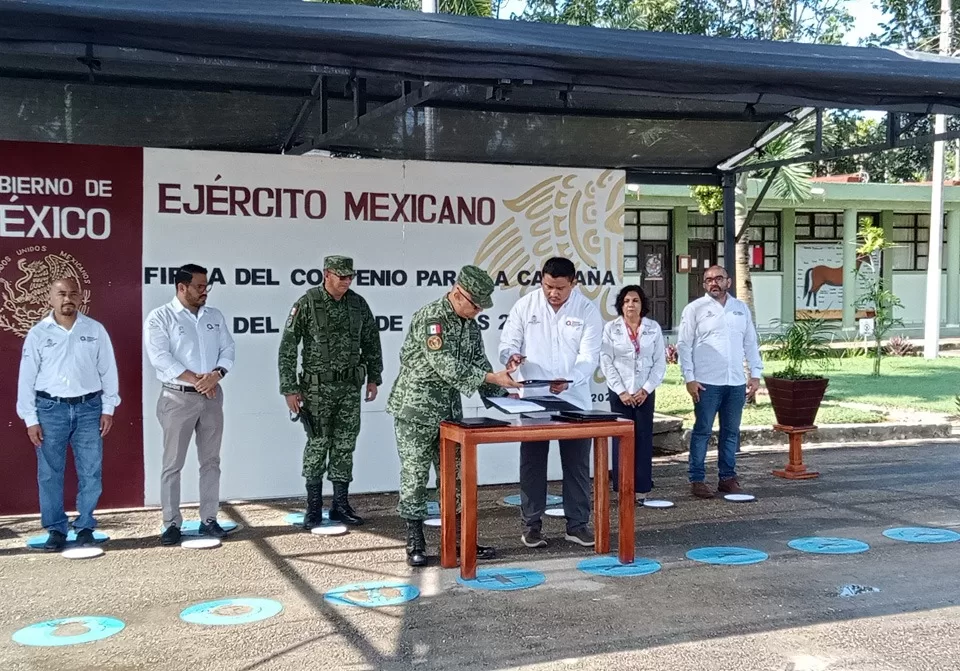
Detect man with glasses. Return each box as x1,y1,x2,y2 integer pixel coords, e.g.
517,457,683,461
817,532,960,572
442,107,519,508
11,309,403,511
387,265,519,566
279,255,383,530
677,265,762,499
145,263,235,545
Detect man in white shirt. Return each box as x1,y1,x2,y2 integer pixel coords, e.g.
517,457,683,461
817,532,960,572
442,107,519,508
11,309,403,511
677,265,762,499
16,277,120,552
144,264,236,546
499,257,603,549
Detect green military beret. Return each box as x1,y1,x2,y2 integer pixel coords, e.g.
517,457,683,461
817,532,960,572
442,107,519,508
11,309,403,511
456,264,495,309
324,255,354,276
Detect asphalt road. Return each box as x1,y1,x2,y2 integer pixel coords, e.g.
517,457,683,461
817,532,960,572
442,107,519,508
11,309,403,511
2,441,960,671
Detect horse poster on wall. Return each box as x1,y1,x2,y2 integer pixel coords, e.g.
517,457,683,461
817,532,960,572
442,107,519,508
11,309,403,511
795,242,878,320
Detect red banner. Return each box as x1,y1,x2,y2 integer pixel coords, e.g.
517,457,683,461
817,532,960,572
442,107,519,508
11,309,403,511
0,141,144,515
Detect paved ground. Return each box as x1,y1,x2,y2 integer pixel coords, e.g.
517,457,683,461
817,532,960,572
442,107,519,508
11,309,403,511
3,441,960,671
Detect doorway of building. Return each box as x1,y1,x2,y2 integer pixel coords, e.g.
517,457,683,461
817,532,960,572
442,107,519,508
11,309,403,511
688,239,716,304
638,241,672,329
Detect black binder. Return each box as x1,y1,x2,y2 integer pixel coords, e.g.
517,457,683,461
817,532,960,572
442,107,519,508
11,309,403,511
551,409,622,423
453,417,511,428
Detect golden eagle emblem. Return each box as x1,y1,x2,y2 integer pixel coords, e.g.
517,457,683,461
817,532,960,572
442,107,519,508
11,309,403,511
0,250,91,338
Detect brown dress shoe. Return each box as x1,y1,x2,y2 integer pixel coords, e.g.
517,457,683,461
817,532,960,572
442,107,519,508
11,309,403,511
718,478,743,494
690,482,714,499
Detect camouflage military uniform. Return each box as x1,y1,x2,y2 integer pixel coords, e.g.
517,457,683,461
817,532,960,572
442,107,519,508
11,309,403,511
278,258,383,490
386,267,505,522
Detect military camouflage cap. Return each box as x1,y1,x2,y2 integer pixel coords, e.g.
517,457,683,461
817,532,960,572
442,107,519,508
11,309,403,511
324,255,354,276
456,265,494,309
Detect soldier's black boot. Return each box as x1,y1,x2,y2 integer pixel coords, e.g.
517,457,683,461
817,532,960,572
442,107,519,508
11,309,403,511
405,519,428,567
302,480,325,530
330,481,364,526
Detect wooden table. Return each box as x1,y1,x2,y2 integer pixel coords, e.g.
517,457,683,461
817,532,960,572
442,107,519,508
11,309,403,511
438,418,635,580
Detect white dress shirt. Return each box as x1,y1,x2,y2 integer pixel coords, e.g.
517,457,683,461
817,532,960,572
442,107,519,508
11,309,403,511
600,316,666,396
16,312,121,426
144,298,235,385
677,294,763,386
498,288,603,410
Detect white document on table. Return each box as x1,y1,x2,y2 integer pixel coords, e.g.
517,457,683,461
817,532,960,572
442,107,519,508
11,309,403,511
484,397,546,414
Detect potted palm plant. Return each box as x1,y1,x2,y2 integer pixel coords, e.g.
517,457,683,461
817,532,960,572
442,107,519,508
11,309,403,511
763,318,835,428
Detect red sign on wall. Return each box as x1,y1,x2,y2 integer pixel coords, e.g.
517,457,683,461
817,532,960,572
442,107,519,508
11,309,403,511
0,141,144,515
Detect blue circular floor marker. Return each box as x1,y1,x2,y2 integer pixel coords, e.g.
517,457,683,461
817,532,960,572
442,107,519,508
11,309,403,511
426,501,441,516
577,555,661,578
12,616,125,646
25,530,109,550
502,494,561,507
179,519,238,536
180,598,283,626
456,567,546,591
788,537,870,554
285,510,330,526
324,581,420,607
686,546,769,565
882,527,960,544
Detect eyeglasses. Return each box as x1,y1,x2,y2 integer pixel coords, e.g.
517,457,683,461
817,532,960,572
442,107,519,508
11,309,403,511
457,286,482,310
703,276,727,284
190,284,210,293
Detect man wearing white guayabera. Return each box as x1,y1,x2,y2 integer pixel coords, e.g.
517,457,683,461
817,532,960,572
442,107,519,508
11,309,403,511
499,256,603,550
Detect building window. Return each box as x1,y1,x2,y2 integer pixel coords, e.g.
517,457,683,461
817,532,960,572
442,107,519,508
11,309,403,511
892,213,948,271
795,212,842,240
624,209,671,273
687,211,780,271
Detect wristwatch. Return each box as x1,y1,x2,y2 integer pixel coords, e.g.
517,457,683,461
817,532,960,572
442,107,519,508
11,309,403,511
213,366,228,377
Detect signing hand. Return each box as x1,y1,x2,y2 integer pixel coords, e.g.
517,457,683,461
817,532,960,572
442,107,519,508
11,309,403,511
549,380,569,395
486,369,520,389
505,353,526,373
195,371,222,395
285,393,303,414
633,389,649,406
686,381,705,403
100,414,114,438
618,392,636,407
365,383,379,402
746,377,760,396
27,424,43,448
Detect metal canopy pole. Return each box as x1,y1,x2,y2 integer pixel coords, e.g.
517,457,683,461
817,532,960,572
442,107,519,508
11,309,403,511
924,0,953,359
722,172,737,295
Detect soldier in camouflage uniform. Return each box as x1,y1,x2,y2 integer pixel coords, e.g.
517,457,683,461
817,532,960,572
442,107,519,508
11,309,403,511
387,265,520,567
278,255,383,529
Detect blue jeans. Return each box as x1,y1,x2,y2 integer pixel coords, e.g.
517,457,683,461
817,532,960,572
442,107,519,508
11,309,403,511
35,394,103,534
688,384,745,483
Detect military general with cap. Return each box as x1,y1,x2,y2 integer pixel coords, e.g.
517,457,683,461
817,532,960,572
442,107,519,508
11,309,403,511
279,254,383,529
387,264,520,566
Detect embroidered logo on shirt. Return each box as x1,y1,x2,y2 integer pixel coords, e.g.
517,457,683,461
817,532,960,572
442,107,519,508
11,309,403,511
529,315,539,325
732,311,745,316
177,326,185,336
426,335,443,350
43,338,55,348
565,319,583,328
427,323,442,335
206,323,215,330
79,335,98,343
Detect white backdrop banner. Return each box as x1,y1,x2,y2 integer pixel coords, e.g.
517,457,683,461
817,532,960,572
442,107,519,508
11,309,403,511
142,149,625,503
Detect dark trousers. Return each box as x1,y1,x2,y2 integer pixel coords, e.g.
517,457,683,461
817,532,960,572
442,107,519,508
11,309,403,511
609,389,656,494
520,439,591,533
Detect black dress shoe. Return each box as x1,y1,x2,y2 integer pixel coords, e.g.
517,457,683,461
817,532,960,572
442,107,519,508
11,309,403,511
198,519,228,539
160,525,181,546
43,530,67,552
457,542,497,560
75,528,96,547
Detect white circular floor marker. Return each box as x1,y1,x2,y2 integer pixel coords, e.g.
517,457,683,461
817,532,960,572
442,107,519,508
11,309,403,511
311,524,348,536
723,493,756,503
424,518,441,527
182,538,221,549
544,508,566,517
61,547,104,560
643,499,675,509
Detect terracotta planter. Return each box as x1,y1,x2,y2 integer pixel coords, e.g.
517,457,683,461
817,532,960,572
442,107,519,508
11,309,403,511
763,376,829,428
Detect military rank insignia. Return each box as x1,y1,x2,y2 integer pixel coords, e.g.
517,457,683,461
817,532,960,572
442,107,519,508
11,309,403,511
426,335,443,350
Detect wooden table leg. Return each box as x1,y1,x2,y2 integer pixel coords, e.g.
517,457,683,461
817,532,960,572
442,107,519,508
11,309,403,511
460,438,478,581
439,434,458,569
618,428,635,565
593,436,610,554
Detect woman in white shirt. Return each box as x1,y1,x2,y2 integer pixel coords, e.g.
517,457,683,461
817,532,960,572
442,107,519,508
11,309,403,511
600,285,666,502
